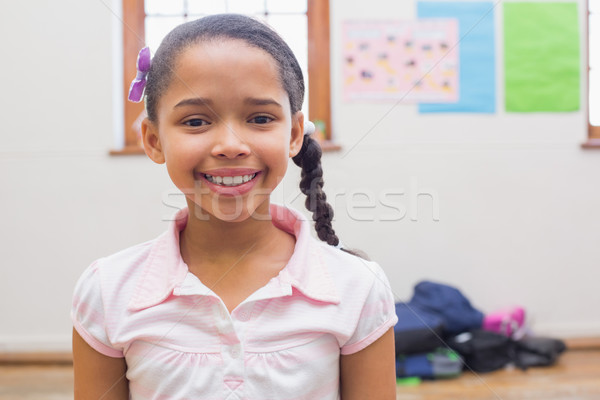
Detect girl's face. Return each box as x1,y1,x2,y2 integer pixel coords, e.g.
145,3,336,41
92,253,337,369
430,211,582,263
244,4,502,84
142,39,304,222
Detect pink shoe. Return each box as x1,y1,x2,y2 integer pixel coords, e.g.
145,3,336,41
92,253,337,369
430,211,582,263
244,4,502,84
483,306,526,338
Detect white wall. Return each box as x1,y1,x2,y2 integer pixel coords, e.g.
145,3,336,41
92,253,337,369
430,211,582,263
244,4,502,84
0,0,597,352
327,0,600,338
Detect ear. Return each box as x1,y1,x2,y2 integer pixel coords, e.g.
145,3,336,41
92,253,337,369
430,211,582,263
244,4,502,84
141,118,165,164
289,111,305,158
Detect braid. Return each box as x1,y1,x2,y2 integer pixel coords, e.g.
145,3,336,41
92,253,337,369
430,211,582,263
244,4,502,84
292,135,339,246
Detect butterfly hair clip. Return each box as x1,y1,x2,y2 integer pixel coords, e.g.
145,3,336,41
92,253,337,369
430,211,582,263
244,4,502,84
128,47,152,103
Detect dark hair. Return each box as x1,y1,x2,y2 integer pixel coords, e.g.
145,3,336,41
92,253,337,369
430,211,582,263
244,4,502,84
145,14,303,121
145,14,349,252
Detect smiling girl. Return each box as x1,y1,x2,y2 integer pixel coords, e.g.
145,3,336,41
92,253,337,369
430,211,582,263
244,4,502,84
72,14,397,399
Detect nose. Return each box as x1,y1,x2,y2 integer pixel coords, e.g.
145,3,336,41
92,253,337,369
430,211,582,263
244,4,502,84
211,124,251,159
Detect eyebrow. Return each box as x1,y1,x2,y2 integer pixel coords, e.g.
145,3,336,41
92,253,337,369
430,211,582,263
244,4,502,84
173,97,213,109
244,97,283,108
173,97,282,109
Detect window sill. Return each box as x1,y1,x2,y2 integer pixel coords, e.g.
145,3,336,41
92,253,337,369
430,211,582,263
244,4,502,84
581,138,600,149
109,146,145,156
319,140,342,152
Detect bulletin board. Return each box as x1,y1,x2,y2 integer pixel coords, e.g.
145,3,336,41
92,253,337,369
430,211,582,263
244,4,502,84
342,20,459,103
341,1,581,114
417,1,496,113
504,2,580,112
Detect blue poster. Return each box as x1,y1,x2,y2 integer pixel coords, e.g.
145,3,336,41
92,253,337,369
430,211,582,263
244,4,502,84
417,1,496,113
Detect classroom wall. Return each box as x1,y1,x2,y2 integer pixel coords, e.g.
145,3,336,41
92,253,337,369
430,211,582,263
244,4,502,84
0,0,598,352
328,0,599,338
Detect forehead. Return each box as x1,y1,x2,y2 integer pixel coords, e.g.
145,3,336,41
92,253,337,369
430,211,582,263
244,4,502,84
168,39,285,96
179,37,277,65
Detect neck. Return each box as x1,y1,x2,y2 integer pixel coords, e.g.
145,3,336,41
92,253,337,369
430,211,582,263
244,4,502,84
179,200,280,267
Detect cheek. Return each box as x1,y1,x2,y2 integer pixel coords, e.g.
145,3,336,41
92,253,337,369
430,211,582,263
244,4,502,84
164,136,202,162
256,136,290,163
163,143,200,181
268,153,292,184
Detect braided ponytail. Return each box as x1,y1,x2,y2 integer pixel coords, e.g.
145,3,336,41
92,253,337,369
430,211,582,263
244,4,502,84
292,135,341,246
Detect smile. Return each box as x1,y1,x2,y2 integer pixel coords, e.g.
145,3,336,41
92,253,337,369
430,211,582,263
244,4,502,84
203,173,257,187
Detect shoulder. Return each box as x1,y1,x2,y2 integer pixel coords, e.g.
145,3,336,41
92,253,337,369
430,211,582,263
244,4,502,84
71,237,162,357
312,239,393,303
95,238,156,277
73,235,160,308
89,238,156,283
310,239,398,353
317,240,385,286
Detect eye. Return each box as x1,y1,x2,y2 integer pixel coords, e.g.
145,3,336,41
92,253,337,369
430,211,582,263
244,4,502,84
249,115,274,124
184,118,210,127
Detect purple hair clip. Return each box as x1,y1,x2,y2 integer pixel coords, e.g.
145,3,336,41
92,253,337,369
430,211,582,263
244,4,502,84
128,47,152,103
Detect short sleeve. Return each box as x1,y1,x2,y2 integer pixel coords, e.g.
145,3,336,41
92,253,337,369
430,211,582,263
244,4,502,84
340,262,398,355
71,261,124,358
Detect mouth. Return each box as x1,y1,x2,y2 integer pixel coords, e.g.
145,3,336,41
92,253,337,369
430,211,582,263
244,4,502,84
202,173,257,187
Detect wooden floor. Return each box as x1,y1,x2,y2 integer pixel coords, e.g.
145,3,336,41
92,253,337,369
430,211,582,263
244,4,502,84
0,350,598,399
396,349,600,400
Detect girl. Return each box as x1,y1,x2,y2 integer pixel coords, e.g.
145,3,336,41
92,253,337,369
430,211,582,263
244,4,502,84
72,14,397,399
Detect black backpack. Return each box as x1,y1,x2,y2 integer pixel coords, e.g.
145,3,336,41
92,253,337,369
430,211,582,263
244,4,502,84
447,330,515,372
514,336,567,369
448,330,567,373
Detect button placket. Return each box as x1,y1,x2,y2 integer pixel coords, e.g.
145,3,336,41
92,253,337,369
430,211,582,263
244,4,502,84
232,303,257,347
221,341,244,394
213,303,234,335
214,301,245,384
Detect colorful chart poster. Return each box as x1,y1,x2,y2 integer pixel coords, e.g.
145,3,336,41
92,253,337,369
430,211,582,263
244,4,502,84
504,2,580,112
342,20,460,103
417,1,496,113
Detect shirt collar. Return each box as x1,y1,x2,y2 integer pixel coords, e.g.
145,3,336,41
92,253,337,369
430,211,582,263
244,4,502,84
128,204,339,311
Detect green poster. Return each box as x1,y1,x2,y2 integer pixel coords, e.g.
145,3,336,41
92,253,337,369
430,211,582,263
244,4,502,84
504,2,580,112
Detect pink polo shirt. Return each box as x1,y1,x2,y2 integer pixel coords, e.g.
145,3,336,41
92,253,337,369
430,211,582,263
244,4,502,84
72,204,397,399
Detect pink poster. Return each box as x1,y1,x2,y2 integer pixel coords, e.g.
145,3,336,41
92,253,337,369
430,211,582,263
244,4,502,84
343,20,459,102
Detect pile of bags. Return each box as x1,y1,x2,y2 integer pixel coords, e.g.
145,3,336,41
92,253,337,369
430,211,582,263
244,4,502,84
394,281,566,379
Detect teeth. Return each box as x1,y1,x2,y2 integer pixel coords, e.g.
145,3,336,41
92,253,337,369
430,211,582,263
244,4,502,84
205,173,256,186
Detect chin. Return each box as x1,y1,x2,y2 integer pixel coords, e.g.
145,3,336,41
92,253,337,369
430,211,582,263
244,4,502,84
189,195,272,223
213,209,253,223
191,204,254,223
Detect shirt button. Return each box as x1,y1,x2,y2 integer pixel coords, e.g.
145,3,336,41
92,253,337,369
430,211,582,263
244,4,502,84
238,310,251,321
230,345,241,359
